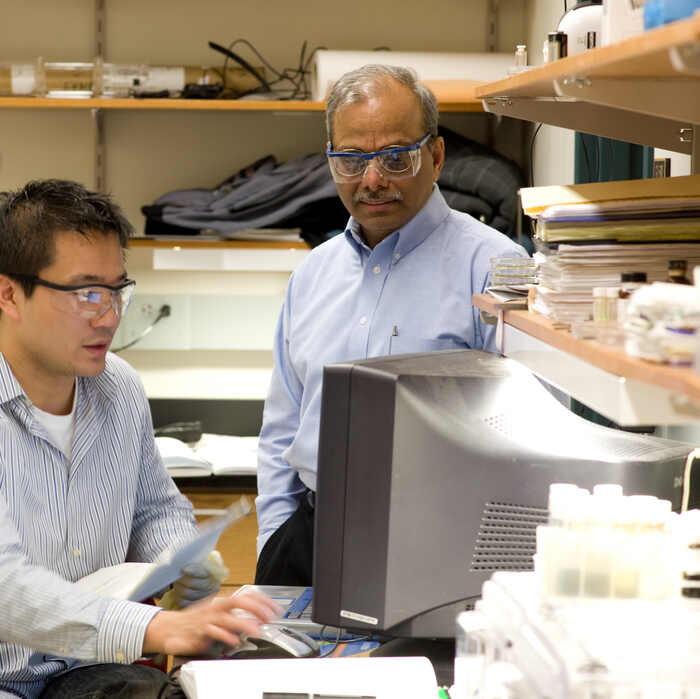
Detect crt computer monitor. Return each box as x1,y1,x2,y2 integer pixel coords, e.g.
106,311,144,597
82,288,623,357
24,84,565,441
311,350,693,639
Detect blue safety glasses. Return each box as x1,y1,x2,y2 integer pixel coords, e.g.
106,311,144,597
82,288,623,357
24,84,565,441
326,132,432,183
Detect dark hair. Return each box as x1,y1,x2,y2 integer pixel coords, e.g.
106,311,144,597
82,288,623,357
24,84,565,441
0,179,133,297
325,64,439,145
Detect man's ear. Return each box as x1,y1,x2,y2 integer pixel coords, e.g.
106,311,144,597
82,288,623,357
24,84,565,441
0,275,22,320
430,136,445,182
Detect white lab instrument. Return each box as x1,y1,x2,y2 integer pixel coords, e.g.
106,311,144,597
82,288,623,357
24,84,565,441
178,656,439,699
311,50,513,101
454,571,700,699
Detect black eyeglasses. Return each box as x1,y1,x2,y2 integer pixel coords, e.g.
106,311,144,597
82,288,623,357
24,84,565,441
13,275,136,320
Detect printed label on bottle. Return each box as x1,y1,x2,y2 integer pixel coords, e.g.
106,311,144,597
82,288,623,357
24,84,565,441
142,67,185,93
11,64,36,95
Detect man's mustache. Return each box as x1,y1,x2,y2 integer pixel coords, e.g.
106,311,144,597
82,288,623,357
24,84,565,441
353,190,403,205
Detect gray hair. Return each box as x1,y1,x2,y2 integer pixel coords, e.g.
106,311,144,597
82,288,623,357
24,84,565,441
325,64,439,145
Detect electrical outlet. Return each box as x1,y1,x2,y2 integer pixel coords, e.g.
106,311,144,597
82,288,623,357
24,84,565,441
111,294,191,351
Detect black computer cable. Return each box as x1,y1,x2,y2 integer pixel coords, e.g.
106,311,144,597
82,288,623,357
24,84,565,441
211,38,327,100
208,41,273,93
111,304,171,353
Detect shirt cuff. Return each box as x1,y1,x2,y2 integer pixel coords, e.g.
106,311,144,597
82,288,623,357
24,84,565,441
97,599,161,664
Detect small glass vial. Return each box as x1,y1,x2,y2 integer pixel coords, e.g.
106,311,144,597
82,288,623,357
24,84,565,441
592,287,608,322
507,44,529,75
668,260,692,285
547,31,568,60
606,287,620,322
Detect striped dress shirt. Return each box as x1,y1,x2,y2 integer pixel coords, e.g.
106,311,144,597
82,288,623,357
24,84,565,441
0,352,198,698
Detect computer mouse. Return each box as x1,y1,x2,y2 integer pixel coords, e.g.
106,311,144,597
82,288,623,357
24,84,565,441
226,624,320,659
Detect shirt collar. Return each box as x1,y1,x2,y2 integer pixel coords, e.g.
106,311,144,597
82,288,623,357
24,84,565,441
343,185,450,258
0,350,113,415
0,352,28,407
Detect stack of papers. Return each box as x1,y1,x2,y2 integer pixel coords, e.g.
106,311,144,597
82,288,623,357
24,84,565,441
532,243,700,322
536,198,700,243
518,176,700,323
486,285,530,308
155,434,259,478
520,176,700,243
520,174,700,217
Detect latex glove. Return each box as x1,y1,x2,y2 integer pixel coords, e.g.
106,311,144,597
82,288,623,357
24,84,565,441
160,550,229,610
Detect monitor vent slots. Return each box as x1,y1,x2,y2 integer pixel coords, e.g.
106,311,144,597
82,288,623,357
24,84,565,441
482,414,513,437
470,501,549,571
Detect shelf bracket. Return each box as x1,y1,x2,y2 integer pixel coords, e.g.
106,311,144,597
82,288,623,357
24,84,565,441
554,76,700,127
482,96,693,153
92,108,105,193
95,0,105,60
486,0,499,53
669,42,700,74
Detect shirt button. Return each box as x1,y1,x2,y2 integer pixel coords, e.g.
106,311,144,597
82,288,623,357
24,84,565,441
394,252,401,260
72,548,81,557
359,316,367,326
115,651,126,662
59,647,68,655
373,265,381,274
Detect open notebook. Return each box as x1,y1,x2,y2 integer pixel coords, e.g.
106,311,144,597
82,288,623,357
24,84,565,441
155,434,258,478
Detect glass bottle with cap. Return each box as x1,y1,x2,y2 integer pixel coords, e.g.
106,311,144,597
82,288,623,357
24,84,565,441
606,287,619,322
668,260,692,285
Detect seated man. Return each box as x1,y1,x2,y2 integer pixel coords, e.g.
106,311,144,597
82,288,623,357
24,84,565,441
0,179,279,699
255,64,529,586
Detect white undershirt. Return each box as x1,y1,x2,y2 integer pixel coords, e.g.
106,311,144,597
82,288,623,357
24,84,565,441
31,382,78,459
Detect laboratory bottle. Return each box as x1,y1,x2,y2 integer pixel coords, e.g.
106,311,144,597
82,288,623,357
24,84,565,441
611,496,641,599
581,491,616,598
592,287,608,322
605,287,620,322
0,62,37,96
680,518,700,601
667,260,692,285
539,484,587,598
617,272,647,320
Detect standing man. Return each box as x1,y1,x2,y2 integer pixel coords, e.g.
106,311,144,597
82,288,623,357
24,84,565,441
255,64,529,586
0,179,278,699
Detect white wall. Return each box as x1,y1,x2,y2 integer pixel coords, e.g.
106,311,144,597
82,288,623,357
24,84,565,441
524,0,576,186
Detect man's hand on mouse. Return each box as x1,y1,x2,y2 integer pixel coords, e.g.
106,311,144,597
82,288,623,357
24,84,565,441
142,590,283,657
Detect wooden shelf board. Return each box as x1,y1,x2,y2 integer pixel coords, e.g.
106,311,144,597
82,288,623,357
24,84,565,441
474,293,700,402
0,83,483,114
0,96,326,111
129,237,310,250
476,13,700,100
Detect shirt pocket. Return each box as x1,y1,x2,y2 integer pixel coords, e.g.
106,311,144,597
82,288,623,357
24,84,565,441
388,335,465,356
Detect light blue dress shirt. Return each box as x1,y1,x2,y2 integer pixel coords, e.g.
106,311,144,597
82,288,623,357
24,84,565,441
255,186,529,553
0,352,199,699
